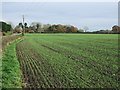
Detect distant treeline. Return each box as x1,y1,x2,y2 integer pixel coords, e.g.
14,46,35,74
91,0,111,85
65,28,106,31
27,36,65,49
44,24,79,33
14,22,84,33
0,21,120,35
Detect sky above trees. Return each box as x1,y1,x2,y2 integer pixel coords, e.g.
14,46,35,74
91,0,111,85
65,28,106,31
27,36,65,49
1,2,118,31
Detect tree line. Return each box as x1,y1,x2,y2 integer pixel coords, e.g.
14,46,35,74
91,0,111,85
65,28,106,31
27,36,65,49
14,22,84,33
14,22,120,34
1,21,120,35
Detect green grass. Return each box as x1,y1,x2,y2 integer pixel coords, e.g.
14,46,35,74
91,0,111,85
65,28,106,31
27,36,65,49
2,33,119,88
2,38,23,88
16,33,119,88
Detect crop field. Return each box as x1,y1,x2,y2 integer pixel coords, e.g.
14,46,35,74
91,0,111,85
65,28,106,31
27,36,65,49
16,34,119,88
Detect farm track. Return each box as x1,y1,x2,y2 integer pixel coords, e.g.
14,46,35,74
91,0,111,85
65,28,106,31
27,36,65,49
16,34,119,88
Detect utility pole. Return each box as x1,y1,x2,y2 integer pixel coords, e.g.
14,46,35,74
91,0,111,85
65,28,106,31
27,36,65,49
22,15,25,36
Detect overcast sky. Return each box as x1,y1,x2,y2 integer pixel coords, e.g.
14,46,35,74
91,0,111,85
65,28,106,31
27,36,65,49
1,2,118,31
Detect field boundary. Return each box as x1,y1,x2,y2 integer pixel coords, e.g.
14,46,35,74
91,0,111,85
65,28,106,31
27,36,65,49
2,37,24,88
2,34,23,51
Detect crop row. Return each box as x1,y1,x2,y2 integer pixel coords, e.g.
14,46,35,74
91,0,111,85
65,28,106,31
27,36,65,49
16,34,119,88
30,39,119,88
17,39,93,88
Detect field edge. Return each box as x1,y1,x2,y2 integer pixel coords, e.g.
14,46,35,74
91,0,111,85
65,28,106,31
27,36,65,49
2,38,24,88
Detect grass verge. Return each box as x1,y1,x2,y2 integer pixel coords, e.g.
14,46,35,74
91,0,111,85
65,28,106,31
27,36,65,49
2,38,23,88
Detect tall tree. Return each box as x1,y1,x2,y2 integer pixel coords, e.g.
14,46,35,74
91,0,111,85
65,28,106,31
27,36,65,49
83,26,89,32
36,24,40,32
19,23,23,28
31,22,42,32
24,23,28,28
